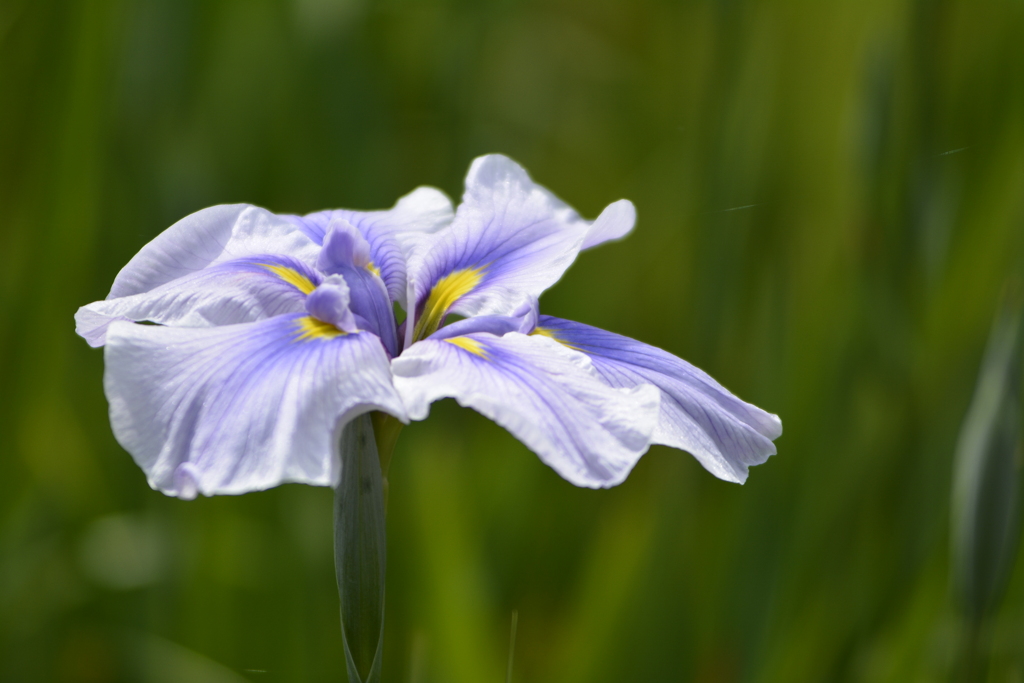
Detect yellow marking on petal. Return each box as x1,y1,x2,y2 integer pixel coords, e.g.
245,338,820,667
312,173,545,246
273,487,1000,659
413,266,486,341
262,264,316,294
444,336,489,358
531,326,581,351
366,261,381,278
294,316,345,341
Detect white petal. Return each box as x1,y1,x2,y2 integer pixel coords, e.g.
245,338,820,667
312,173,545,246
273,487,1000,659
404,155,629,343
109,204,321,299
392,332,660,488
536,316,782,483
104,315,406,498
581,199,636,250
77,255,320,347
287,187,455,307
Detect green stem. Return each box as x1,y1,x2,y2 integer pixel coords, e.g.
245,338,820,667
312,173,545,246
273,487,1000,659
370,411,403,513
334,414,387,683
370,411,403,478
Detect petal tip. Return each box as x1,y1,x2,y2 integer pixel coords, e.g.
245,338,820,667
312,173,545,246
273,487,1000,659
395,186,455,217
75,305,117,347
172,463,200,500
583,199,637,250
465,154,531,192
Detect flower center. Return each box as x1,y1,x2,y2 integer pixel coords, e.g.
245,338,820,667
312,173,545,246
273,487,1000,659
412,266,485,341
261,263,317,294
294,316,345,340
531,326,580,350
444,336,488,358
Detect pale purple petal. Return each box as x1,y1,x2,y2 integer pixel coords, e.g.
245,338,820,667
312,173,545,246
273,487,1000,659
427,315,523,340
104,315,406,498
537,316,782,483
306,276,359,333
286,187,454,307
581,199,636,250
311,220,399,353
427,298,538,340
336,267,399,356
76,255,322,347
109,205,320,299
391,332,660,488
316,219,373,272
405,155,630,344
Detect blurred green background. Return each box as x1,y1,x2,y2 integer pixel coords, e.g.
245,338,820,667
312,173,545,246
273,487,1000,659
3,0,1024,681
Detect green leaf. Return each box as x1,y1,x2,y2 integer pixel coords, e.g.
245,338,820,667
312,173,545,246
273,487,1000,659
951,288,1024,624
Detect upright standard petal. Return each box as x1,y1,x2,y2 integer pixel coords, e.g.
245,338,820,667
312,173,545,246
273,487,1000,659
104,315,406,499
392,331,660,488
535,316,782,483
108,205,321,299
316,221,400,355
76,255,321,347
405,155,635,343
285,187,455,307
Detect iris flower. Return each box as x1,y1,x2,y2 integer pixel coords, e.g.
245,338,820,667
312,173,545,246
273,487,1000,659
76,154,781,499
